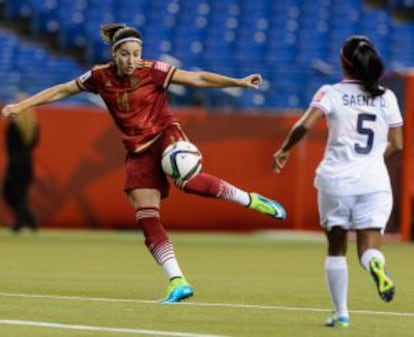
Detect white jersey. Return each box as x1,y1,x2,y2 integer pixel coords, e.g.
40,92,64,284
310,79,403,196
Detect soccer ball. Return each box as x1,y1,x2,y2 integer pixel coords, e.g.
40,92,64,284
161,141,202,181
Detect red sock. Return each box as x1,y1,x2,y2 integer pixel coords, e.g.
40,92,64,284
180,173,250,205
181,172,224,198
136,207,172,264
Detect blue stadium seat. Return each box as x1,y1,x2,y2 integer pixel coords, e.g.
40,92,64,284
4,0,33,19
1,0,413,108
389,21,414,67
29,0,59,34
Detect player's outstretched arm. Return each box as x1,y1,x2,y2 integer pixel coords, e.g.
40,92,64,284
273,107,324,174
1,80,81,119
171,69,262,89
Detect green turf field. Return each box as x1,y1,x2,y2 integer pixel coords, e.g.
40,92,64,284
0,229,412,337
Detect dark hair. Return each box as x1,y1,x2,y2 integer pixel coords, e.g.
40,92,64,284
341,35,385,97
100,23,142,50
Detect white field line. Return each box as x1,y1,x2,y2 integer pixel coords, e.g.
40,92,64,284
0,319,230,337
0,292,413,318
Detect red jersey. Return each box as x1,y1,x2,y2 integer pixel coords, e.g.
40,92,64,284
76,60,178,152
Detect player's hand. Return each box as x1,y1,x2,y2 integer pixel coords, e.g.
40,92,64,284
1,104,20,119
241,74,263,89
273,149,289,174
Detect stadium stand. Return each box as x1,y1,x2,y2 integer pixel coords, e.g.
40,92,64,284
0,0,413,109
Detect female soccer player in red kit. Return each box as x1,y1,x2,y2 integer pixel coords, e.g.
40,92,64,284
1,23,286,303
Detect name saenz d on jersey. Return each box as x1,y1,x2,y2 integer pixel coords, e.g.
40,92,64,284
342,94,386,107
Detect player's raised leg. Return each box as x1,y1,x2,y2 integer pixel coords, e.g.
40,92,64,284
161,140,286,220
357,197,395,303
361,248,395,302
179,172,286,220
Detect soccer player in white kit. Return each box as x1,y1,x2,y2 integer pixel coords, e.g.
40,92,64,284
273,35,403,327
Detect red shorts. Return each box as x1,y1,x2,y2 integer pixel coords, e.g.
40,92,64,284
124,124,188,198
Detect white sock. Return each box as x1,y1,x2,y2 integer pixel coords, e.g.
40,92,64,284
219,182,251,206
151,241,184,280
162,258,184,280
325,256,349,318
360,249,385,271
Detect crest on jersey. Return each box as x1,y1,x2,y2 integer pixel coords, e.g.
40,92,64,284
154,61,170,73
313,89,326,102
130,75,140,88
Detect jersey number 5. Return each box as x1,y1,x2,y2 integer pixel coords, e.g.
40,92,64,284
355,113,377,154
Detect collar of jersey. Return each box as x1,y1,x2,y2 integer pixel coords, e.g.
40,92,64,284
341,78,362,84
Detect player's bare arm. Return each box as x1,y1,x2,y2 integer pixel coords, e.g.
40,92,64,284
171,69,262,89
384,126,403,159
273,107,324,173
1,80,81,118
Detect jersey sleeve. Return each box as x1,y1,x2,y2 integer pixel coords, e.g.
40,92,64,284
385,90,403,127
309,85,332,115
150,61,176,89
76,69,99,93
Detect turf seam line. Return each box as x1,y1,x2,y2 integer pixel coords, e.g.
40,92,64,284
0,319,231,337
0,292,413,318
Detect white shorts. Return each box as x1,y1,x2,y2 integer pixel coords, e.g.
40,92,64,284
317,191,393,233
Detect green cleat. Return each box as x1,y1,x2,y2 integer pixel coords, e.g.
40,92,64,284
369,257,395,302
325,314,350,328
159,277,194,304
248,193,286,220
